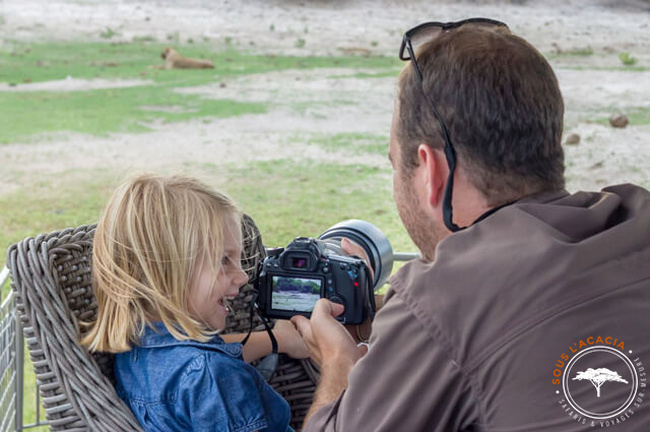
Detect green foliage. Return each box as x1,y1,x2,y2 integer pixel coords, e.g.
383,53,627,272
619,52,638,66
99,27,117,39
295,38,306,48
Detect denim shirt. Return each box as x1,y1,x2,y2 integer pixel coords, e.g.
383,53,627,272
115,322,293,432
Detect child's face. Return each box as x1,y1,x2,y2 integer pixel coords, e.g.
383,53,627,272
188,217,248,331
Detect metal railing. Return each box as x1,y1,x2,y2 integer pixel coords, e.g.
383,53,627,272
1,266,21,432
1,266,48,432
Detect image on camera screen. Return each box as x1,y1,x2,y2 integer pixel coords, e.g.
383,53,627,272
271,276,322,312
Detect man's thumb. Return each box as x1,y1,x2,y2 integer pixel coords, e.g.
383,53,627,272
316,298,344,318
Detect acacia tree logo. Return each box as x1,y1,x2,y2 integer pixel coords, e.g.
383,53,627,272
572,368,629,398
561,346,639,421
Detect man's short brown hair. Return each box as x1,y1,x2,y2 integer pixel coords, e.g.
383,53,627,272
397,25,565,206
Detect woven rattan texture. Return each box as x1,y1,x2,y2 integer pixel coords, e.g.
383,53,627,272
8,225,144,431
8,216,320,431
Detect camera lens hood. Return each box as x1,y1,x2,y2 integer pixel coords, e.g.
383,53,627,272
318,219,394,290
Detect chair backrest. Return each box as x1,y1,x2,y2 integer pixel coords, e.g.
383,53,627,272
8,216,319,431
8,224,144,431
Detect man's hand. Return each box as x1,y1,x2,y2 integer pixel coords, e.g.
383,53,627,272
291,299,367,368
292,299,369,424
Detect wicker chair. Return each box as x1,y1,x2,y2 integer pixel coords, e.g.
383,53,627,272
8,224,142,431
7,215,319,432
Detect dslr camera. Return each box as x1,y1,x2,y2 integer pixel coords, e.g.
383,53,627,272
256,220,394,325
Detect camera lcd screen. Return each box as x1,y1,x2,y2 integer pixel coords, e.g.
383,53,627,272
271,276,322,312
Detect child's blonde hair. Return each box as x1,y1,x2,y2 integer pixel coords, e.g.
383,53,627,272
81,173,241,353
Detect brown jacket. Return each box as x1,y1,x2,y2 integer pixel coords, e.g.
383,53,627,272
305,184,650,431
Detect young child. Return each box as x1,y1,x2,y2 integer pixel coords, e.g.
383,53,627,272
82,173,308,431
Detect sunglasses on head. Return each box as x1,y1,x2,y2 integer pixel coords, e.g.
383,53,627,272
398,18,508,232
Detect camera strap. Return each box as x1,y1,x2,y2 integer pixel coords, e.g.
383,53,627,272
240,292,279,382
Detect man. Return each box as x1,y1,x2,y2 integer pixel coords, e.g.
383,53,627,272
292,18,650,431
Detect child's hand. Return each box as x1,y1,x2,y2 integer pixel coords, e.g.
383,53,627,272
274,319,310,359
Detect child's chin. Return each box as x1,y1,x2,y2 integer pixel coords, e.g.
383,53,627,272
210,317,227,332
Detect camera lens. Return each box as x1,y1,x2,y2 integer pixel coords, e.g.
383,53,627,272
318,220,394,290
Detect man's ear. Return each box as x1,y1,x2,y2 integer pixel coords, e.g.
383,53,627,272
417,144,448,209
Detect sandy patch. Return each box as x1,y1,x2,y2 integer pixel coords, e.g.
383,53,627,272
0,108,391,195
138,105,198,113
0,77,153,92
565,123,650,190
2,0,650,57
175,68,399,104
557,69,650,113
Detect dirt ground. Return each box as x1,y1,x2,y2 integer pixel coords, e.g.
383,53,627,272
1,0,650,193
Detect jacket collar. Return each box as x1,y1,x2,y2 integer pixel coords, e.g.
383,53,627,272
137,322,243,358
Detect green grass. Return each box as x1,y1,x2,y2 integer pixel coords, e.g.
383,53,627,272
544,47,595,62
0,41,400,143
619,52,638,66
0,90,267,143
304,132,389,156
20,347,49,431
545,50,647,71
626,108,650,125
0,42,400,85
0,171,115,272
0,39,406,273
594,107,650,126
0,158,415,289
201,158,413,253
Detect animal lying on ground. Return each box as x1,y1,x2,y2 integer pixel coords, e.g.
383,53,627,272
152,47,215,69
